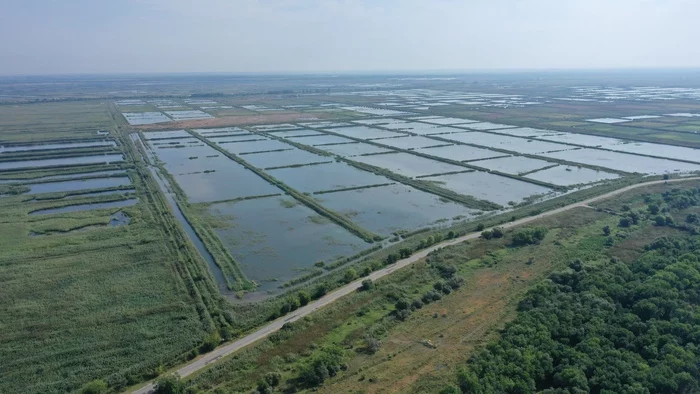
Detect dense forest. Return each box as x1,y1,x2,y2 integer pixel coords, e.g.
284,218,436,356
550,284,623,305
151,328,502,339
454,234,700,394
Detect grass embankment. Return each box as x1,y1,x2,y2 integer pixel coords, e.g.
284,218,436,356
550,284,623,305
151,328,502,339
186,129,382,243
180,180,700,394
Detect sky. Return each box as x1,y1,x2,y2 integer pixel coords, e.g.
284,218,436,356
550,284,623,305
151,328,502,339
1,0,699,75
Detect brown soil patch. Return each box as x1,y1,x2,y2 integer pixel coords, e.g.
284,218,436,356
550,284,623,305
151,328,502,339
134,112,326,131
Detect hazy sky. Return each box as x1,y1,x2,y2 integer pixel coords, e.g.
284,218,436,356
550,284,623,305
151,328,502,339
1,0,699,75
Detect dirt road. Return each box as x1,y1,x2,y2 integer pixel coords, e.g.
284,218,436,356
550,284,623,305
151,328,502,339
131,176,698,394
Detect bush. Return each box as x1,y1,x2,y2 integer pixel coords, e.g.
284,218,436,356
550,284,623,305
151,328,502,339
603,225,611,236
654,215,666,226
399,247,412,258
360,279,374,291
298,346,345,387
343,268,357,283
411,299,424,310
481,230,493,240
154,375,186,394
298,291,311,306
491,227,504,238
363,335,381,354
686,213,699,223
476,223,485,231
436,264,457,278
313,283,328,299
79,380,108,394
200,331,221,353
386,253,399,265
619,217,631,228
511,227,548,246
395,298,410,311
447,276,465,289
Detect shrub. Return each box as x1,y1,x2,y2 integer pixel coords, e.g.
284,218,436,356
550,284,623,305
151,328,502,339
481,230,493,240
491,227,504,238
395,298,410,311
603,225,611,236
363,335,381,354
343,268,357,283
298,346,345,387
298,290,311,306
360,279,374,291
511,227,548,246
200,331,221,353
619,217,631,228
79,380,108,394
411,299,424,310
476,223,485,231
154,375,185,394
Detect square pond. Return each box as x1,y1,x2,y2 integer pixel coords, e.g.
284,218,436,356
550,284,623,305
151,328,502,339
314,184,477,236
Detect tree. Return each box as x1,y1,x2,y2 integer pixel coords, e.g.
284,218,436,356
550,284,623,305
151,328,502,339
686,213,699,223
399,248,412,258
298,290,311,306
154,375,185,394
200,331,221,352
603,225,611,236
491,227,504,238
648,203,660,215
619,217,631,227
476,223,485,231
654,215,666,226
439,385,461,394
386,253,398,264
363,335,381,354
481,230,493,240
343,268,357,283
79,380,108,394
360,279,374,291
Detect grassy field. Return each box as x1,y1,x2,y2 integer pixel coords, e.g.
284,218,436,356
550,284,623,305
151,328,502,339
177,179,700,393
0,101,225,393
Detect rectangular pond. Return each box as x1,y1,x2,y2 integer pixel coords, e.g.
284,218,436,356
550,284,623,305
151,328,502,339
470,156,554,175
267,161,391,193
251,124,301,132
373,136,449,150
315,142,393,157
540,148,700,175
287,135,356,146
327,126,406,140
164,110,213,121
493,127,556,138
350,152,467,178
0,154,124,171
442,132,573,154
27,177,132,194
148,141,282,202
423,171,553,206
30,199,138,215
241,149,332,169
143,130,192,140
525,165,620,186
216,139,294,155
205,134,266,144
415,144,505,162
195,127,248,135
314,183,477,236
122,112,171,125
267,129,325,138
0,140,115,153
420,117,479,125
462,122,517,131
209,196,371,290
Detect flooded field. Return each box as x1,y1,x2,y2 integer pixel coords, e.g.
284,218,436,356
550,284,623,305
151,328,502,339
241,149,332,169
209,196,371,291
214,139,294,155
328,126,406,140
122,112,171,125
415,144,505,162
373,136,449,150
148,140,281,202
424,171,552,206
287,134,356,146
351,152,467,177
442,132,573,154
525,165,620,186
267,162,390,193
540,148,700,174
27,177,132,194
0,154,124,171
164,110,213,121
462,122,517,131
0,140,115,153
314,183,477,236
470,156,554,175
420,117,479,125
143,130,192,140
30,199,138,215
316,142,393,157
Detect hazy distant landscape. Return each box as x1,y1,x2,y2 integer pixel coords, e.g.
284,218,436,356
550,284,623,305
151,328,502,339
0,70,699,394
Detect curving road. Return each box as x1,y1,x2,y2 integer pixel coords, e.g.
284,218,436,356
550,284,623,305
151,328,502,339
131,177,699,394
